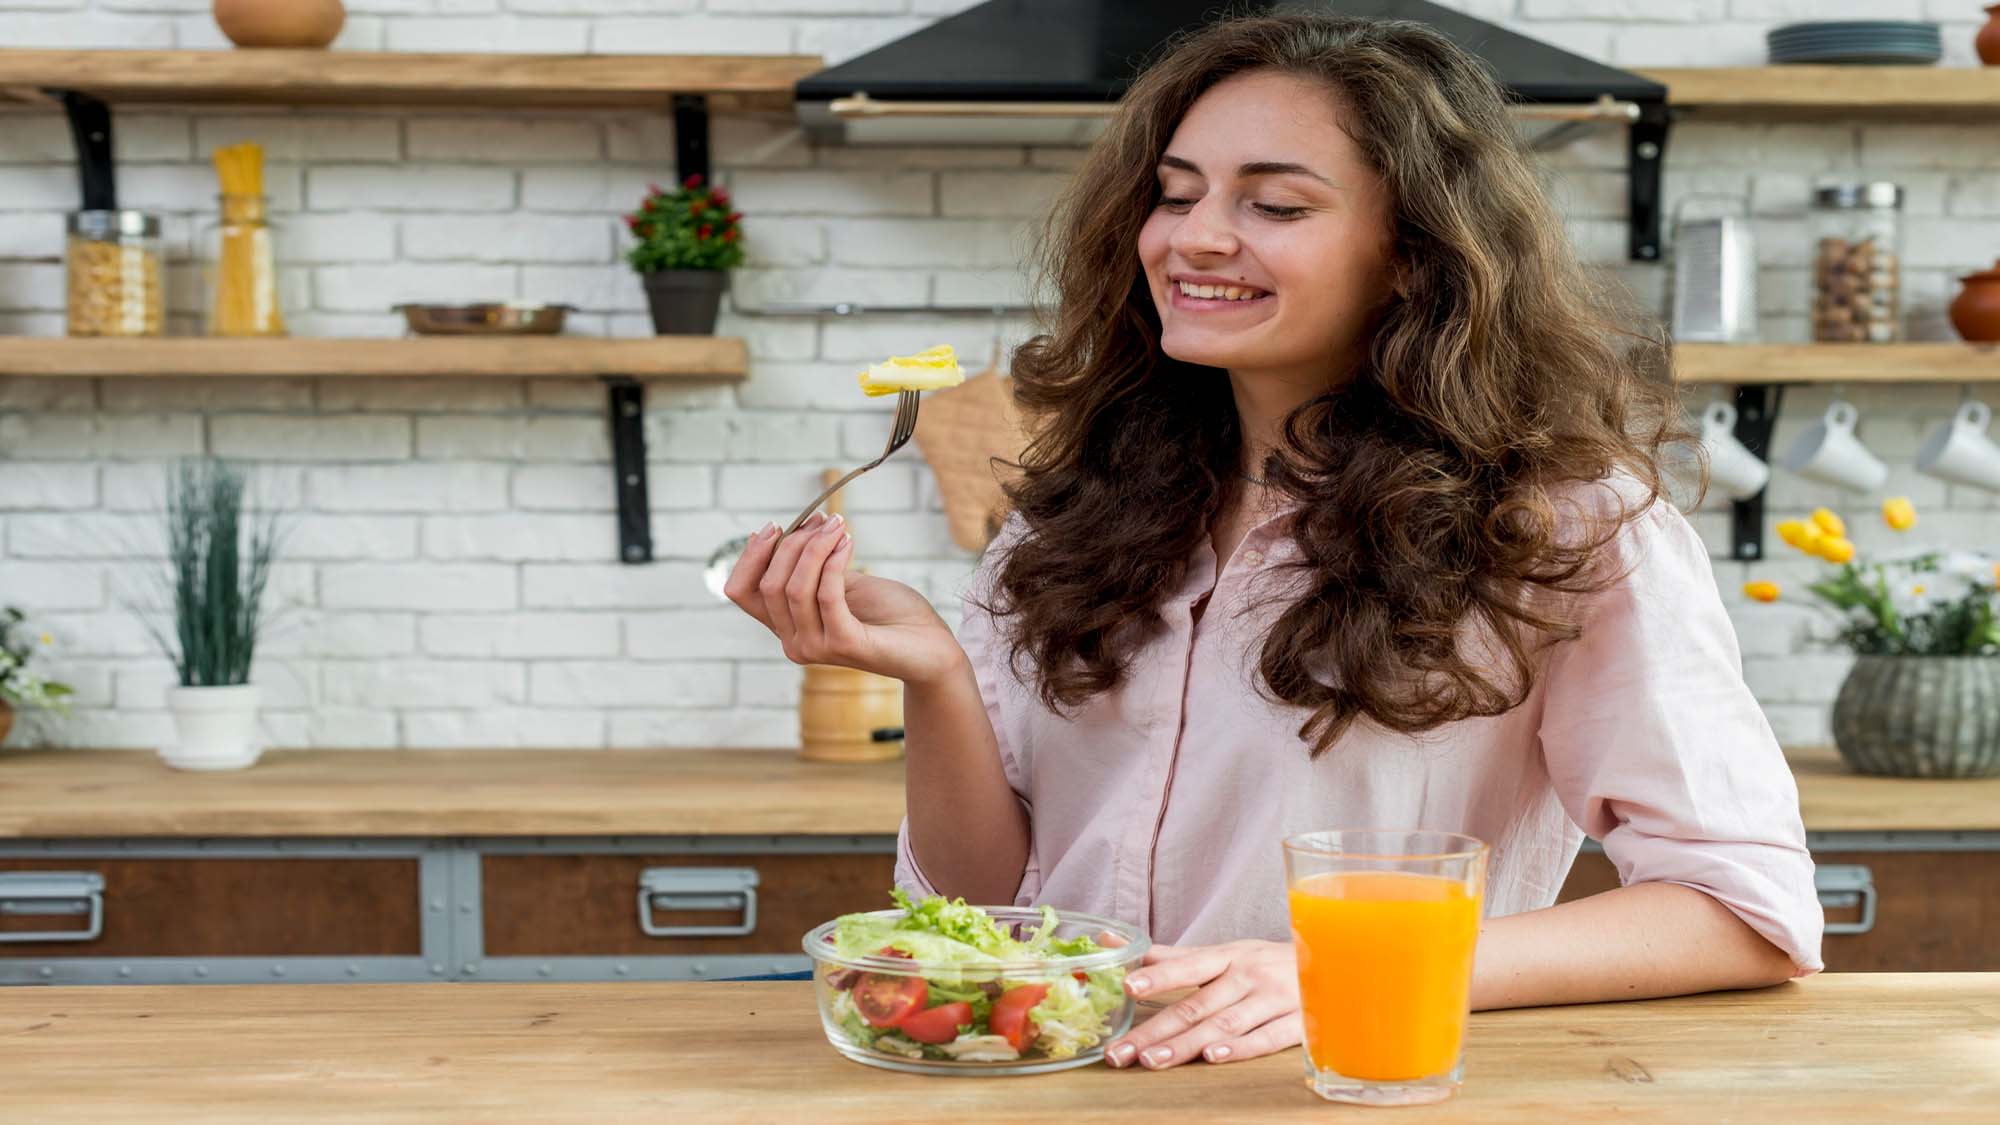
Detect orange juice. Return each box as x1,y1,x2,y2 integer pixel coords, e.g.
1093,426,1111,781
1288,870,1481,1081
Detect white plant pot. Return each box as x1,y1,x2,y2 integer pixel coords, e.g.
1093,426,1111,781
163,684,262,771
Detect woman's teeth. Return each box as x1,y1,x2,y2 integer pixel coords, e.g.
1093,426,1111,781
1176,281,1267,300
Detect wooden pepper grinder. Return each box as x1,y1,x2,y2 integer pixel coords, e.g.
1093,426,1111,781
798,469,906,763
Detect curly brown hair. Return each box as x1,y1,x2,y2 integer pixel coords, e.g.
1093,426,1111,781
983,12,1688,757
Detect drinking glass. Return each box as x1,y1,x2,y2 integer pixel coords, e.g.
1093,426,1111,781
1282,829,1488,1106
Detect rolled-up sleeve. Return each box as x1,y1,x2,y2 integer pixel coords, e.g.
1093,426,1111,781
1538,498,1824,976
892,522,1042,906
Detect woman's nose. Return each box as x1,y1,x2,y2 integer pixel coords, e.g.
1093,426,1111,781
1167,198,1238,256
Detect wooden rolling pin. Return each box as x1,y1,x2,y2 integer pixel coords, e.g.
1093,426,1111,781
798,468,906,764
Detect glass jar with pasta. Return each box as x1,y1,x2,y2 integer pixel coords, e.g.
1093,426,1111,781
66,210,164,337
201,142,287,338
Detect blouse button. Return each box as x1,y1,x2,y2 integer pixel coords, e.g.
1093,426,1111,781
1240,549,1265,568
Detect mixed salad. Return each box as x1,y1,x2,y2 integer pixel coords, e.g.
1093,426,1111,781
819,890,1131,1064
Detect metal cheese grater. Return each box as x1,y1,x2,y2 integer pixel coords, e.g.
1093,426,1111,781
1670,216,1759,342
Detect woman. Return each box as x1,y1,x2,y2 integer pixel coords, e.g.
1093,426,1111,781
726,13,1821,1072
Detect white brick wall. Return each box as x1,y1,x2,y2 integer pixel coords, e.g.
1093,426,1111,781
3,1,1998,750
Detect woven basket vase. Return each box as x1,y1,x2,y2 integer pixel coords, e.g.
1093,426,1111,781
1831,655,2000,778
911,366,1032,552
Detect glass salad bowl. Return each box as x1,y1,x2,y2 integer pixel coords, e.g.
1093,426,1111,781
803,901,1150,1076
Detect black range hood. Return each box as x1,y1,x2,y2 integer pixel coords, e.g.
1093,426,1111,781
793,0,1669,260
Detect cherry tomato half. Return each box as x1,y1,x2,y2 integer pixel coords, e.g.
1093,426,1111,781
988,983,1050,1052
897,1001,974,1044
853,971,926,1028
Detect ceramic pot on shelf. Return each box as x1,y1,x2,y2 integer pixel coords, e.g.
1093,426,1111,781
1950,260,2000,342
213,0,345,49
1980,5,2000,65
162,683,263,771
641,268,728,335
1832,655,2000,778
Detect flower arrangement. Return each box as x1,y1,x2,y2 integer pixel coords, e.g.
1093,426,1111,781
0,607,73,714
1743,498,2000,656
623,173,745,274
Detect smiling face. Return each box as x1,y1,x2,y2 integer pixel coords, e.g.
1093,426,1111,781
1137,69,1398,391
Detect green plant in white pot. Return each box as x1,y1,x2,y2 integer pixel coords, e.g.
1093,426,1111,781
1744,498,2000,778
138,458,285,771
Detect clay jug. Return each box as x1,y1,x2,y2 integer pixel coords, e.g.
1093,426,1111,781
1949,260,2000,342
213,0,346,49
1980,4,2000,65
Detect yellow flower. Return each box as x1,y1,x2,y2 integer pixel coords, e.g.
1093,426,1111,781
1817,535,1857,564
38,633,52,646
1743,580,1781,603
1912,584,1927,596
1809,507,1846,537
1775,519,1824,554
1882,496,1917,531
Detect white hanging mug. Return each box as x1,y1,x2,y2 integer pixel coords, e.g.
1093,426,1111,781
1678,400,1770,502
1916,400,2000,493
1782,399,1888,494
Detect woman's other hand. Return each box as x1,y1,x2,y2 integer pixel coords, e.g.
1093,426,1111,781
1102,936,1303,1070
723,514,966,686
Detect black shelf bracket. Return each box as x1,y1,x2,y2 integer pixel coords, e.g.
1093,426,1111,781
1728,383,1783,561
602,93,711,564
605,377,652,563
1627,100,1669,262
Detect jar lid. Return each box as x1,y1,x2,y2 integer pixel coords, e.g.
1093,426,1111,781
1813,183,1904,210
67,210,162,239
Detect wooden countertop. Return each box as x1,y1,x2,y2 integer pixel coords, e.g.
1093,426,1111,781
0,975,1993,1123
0,744,1994,839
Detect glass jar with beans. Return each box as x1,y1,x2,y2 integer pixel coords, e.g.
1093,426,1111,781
65,210,165,337
1810,183,1903,344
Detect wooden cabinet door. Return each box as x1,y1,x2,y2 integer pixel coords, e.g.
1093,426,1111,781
481,851,895,957
0,857,421,958
1557,848,2000,972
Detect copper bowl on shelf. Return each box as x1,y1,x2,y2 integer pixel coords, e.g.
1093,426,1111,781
394,302,575,335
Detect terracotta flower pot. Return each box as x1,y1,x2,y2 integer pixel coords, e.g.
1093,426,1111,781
213,0,345,49
1832,655,2000,778
1980,5,2000,65
1949,260,2000,342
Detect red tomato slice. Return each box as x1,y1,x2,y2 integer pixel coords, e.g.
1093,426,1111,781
897,1001,974,1044
853,971,926,1028
988,983,1050,1052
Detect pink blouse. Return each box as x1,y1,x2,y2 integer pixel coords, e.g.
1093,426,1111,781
895,478,1825,976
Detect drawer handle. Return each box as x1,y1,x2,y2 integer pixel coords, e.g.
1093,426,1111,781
1815,864,1876,936
637,867,759,938
0,872,106,943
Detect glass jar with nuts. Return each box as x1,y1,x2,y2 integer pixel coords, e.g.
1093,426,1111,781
1810,182,1903,344
66,210,165,337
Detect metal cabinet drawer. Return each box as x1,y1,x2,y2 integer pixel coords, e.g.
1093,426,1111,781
0,856,423,958
479,850,895,959
1557,844,2000,972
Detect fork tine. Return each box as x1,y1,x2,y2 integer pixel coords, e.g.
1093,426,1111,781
892,390,921,447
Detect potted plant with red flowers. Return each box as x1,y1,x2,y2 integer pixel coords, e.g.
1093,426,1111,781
624,173,744,335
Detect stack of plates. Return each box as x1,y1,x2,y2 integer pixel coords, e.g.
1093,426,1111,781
1767,21,1942,65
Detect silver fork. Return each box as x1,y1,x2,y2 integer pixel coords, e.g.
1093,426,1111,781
783,388,921,534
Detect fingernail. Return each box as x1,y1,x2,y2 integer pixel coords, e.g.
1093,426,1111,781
754,521,779,541
1128,976,1149,995
1106,1043,1135,1067
822,513,846,534
1142,1047,1171,1068
837,532,853,552
1205,1045,1230,1063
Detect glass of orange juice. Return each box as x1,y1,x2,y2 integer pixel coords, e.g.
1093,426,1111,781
1283,829,1488,1106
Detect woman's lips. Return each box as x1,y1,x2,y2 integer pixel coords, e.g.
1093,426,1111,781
1169,285,1273,312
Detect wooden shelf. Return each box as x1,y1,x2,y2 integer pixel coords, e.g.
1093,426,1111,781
1640,66,2000,120
1674,342,2000,384
0,335,749,379
0,49,820,112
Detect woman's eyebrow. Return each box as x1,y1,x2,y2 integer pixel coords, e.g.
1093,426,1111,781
1156,153,1337,189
